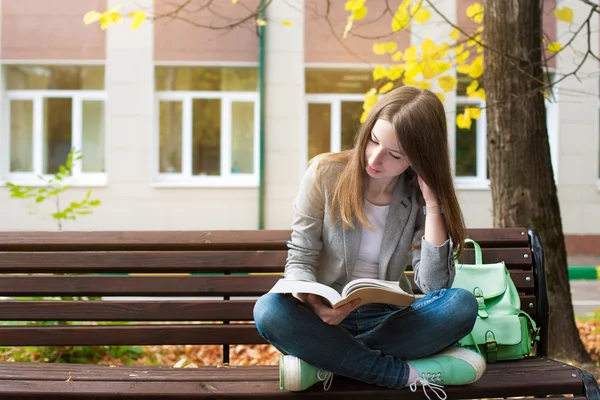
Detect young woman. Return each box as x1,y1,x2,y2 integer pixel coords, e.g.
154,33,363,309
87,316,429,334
253,86,484,397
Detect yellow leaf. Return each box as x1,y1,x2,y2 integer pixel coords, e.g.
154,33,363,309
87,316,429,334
456,112,472,130
256,19,267,26
345,0,366,11
373,43,386,55
360,110,369,124
436,61,452,75
232,0,238,3
438,75,457,92
449,28,461,41
83,11,101,25
379,82,394,94
415,80,431,90
388,65,404,80
422,61,439,79
466,2,484,24
466,107,482,119
282,20,294,26
106,6,120,14
413,8,431,24
421,39,437,60
469,55,484,79
129,10,146,30
403,46,418,61
470,88,486,101
409,1,423,16
384,41,397,53
554,6,574,24
456,50,470,64
373,65,389,81
476,25,484,33
435,92,445,103
392,8,410,32
476,45,483,53
466,80,479,95
99,14,110,30
404,61,422,79
547,42,563,53
353,6,368,20
174,358,198,368
391,51,403,62
457,64,471,75
454,43,465,54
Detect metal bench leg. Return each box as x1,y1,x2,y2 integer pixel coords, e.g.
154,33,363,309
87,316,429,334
580,368,600,400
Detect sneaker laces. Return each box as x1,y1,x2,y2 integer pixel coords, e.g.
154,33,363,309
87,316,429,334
409,377,447,400
317,369,333,391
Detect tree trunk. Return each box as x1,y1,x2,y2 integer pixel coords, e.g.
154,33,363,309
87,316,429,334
483,0,590,362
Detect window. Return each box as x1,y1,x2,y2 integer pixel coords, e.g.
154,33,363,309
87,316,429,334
154,66,259,187
2,65,106,185
454,75,558,189
305,68,386,163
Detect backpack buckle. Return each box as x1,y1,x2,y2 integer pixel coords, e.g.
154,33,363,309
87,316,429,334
473,287,488,318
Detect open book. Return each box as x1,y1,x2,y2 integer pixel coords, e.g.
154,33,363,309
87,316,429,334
268,278,415,309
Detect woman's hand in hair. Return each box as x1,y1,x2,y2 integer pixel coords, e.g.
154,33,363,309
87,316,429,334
417,176,439,206
304,294,361,325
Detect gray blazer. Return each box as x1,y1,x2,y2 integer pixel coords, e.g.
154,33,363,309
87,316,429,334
284,158,455,295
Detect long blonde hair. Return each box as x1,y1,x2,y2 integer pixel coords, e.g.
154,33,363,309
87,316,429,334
316,86,466,258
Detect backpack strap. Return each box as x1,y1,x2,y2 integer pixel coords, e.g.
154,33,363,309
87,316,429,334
519,311,540,342
484,330,498,363
473,287,488,318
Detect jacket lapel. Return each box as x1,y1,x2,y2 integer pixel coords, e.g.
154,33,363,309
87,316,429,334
378,173,413,279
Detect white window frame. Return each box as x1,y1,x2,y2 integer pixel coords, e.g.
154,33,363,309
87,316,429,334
454,97,559,190
454,96,488,189
2,89,107,187
303,93,365,168
153,91,260,188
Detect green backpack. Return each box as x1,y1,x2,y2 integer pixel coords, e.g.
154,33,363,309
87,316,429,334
451,239,540,363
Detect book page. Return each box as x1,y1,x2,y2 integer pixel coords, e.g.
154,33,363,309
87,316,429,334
341,278,409,297
268,279,342,305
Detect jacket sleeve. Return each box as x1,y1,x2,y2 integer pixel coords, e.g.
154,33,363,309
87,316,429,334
284,159,326,282
411,208,456,294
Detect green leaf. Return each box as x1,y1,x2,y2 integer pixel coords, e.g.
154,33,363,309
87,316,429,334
6,182,15,188
77,211,92,215
59,166,67,175
89,200,101,207
35,196,46,203
85,189,92,199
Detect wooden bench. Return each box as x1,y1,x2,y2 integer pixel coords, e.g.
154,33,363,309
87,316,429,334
0,228,598,399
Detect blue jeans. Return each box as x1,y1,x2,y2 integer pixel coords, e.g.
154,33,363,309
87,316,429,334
253,288,477,389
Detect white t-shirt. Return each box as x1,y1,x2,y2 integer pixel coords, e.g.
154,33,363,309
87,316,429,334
350,199,390,280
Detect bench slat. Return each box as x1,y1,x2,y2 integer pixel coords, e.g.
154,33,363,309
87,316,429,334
0,247,532,273
0,357,578,380
0,324,265,346
0,270,535,296
0,300,256,321
0,251,287,273
0,295,538,323
0,359,585,398
0,228,529,251
0,231,292,251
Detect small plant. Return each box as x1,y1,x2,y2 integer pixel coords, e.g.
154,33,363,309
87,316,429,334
7,149,101,231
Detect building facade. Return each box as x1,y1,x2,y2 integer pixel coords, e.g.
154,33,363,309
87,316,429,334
0,0,598,253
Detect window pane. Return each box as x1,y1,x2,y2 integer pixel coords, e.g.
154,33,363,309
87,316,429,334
156,67,257,92
341,102,363,150
455,106,478,177
231,102,254,174
159,101,182,173
82,101,105,173
192,99,221,176
308,103,331,161
306,69,373,94
10,100,33,172
43,98,72,174
6,66,104,90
